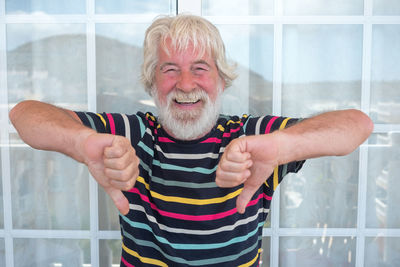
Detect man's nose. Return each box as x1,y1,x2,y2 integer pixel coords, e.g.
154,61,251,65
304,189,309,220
176,70,196,92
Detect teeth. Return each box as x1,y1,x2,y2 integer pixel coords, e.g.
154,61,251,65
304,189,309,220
175,97,199,104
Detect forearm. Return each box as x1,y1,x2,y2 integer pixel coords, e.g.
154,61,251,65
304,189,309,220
9,100,95,163
273,109,374,164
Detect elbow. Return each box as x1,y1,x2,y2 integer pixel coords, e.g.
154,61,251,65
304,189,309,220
350,109,374,139
337,109,374,156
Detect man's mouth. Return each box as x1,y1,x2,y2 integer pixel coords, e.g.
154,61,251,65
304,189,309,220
174,97,201,105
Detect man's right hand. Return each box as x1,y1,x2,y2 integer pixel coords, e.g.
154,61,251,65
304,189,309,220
82,133,140,215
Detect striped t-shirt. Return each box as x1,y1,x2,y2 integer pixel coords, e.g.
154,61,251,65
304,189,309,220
76,111,304,267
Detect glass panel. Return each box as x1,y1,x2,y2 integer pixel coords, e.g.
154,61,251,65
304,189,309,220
99,239,122,267
95,0,175,15
373,0,400,15
202,0,273,16
99,187,120,231
367,133,400,228
14,239,90,267
365,237,400,267
280,151,359,228
9,134,90,230
261,236,271,267
6,0,85,14
0,239,5,266
0,152,3,229
282,25,362,118
370,25,400,124
7,24,87,111
280,236,356,266
217,24,274,116
96,23,155,114
283,0,363,15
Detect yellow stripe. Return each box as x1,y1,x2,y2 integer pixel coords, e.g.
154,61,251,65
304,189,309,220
217,124,225,132
95,113,107,128
279,117,291,130
238,249,262,267
273,167,279,191
122,242,168,267
273,117,291,191
136,176,243,205
146,113,156,121
226,119,241,125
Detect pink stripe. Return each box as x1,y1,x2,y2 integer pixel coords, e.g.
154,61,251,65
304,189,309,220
106,113,116,135
148,120,154,127
201,137,222,143
265,116,278,134
158,137,175,143
121,256,135,267
128,188,271,221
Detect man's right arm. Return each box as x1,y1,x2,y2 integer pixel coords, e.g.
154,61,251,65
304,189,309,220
9,100,138,215
9,100,93,163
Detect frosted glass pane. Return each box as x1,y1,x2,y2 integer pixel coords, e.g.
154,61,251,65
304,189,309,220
98,187,120,231
282,25,362,118
95,0,175,14
202,0,273,16
7,24,87,111
365,237,400,267
0,153,3,229
0,239,5,266
261,237,271,267
283,0,363,15
14,239,90,267
367,133,400,228
9,134,90,230
373,0,400,15
370,25,400,124
99,239,122,267
96,24,155,114
280,152,359,228
217,25,274,116
280,236,356,266
6,0,85,14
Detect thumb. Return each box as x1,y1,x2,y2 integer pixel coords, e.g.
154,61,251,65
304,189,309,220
104,186,130,215
84,134,115,161
236,183,259,214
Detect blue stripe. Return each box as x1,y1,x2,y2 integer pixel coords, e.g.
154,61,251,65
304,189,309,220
152,160,217,174
121,215,263,250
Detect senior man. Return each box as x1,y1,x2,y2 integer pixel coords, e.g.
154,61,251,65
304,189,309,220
10,14,373,266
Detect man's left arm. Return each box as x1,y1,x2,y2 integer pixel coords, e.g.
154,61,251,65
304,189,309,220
215,109,374,214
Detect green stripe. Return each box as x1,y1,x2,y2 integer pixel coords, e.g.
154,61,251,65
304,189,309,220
85,113,96,130
150,175,216,189
136,115,146,138
138,141,154,157
152,160,217,174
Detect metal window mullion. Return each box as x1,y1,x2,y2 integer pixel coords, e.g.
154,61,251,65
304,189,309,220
86,0,99,266
355,0,373,262
1,1,15,264
270,1,284,265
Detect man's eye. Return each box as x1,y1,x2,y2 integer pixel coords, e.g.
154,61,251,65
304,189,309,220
163,68,177,73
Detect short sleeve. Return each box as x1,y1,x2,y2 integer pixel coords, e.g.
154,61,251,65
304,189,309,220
75,111,144,147
244,115,306,192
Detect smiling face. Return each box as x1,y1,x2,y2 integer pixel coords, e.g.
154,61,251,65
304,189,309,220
153,39,225,140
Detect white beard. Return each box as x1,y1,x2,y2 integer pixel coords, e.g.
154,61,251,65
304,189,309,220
154,87,222,141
